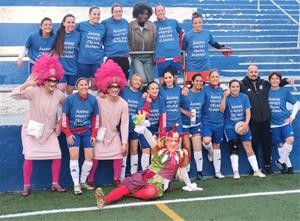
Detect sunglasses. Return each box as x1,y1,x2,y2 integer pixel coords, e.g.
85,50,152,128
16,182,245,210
108,85,120,90
46,79,59,84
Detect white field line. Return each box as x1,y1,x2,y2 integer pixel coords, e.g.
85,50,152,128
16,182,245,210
0,189,299,219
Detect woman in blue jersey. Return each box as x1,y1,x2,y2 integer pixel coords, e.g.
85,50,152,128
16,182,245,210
182,12,229,81
62,77,99,195
180,73,205,180
102,3,130,79
77,7,105,90
220,79,266,179
120,73,143,178
201,69,224,178
138,81,167,170
54,14,80,94
18,17,56,73
268,72,299,174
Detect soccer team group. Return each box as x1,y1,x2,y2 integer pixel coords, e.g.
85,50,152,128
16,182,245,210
13,2,299,207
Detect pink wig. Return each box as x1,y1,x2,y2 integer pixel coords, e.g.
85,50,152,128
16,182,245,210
95,59,127,93
32,54,64,86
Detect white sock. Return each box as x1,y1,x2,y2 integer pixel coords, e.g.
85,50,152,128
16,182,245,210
141,153,150,170
186,164,191,172
248,155,259,172
70,160,80,186
280,143,293,164
230,154,239,173
194,151,203,172
203,142,213,154
120,156,127,180
80,160,93,184
130,154,138,174
213,149,221,174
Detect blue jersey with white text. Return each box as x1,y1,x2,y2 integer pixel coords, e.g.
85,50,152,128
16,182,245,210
59,31,80,75
101,18,129,57
159,85,182,128
180,89,205,127
182,29,216,72
224,93,251,129
77,21,105,64
268,87,298,126
154,18,182,60
25,31,56,61
202,85,224,126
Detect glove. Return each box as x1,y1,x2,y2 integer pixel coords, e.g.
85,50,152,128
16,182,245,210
222,47,232,56
182,183,204,192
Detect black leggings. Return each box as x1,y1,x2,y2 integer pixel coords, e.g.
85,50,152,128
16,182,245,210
107,57,130,80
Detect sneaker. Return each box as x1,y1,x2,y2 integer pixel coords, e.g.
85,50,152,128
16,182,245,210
233,171,240,180
215,173,225,179
263,165,273,175
81,183,94,190
207,151,213,162
275,160,284,170
196,171,205,181
253,171,266,178
74,185,82,195
95,187,105,208
20,186,30,196
287,167,294,174
51,184,66,192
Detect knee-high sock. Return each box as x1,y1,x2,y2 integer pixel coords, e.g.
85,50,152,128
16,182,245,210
213,149,221,174
133,185,158,200
203,142,213,154
70,160,80,186
88,159,99,183
120,156,127,180
80,160,93,184
230,154,239,173
114,159,123,180
105,185,130,205
23,160,33,187
52,159,61,184
141,153,150,170
248,155,259,172
194,151,203,172
279,143,293,165
278,145,292,168
130,154,138,174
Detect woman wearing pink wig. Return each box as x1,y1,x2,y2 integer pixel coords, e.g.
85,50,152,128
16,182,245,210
87,60,129,187
11,54,66,196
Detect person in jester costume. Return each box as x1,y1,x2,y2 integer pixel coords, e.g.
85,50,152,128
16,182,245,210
95,115,203,208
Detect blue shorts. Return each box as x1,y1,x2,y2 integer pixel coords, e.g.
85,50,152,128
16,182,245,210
182,124,201,135
224,128,252,142
166,124,183,133
272,124,294,145
157,60,182,77
68,130,93,148
60,74,77,86
201,124,224,144
78,63,101,78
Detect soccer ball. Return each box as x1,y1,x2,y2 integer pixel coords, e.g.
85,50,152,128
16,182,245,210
234,121,248,135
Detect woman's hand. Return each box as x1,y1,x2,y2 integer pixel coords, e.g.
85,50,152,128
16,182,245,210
121,144,128,156
17,58,23,68
284,117,294,125
67,134,75,145
90,137,96,146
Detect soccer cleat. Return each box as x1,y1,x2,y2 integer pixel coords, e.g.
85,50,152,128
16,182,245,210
95,187,105,208
81,183,94,190
215,173,225,179
51,184,66,192
263,165,273,175
196,171,205,181
73,185,82,195
275,160,286,173
233,171,240,180
207,151,213,162
20,186,30,196
287,167,294,174
253,171,266,178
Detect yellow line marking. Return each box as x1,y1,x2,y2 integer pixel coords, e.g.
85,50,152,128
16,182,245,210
156,203,185,221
